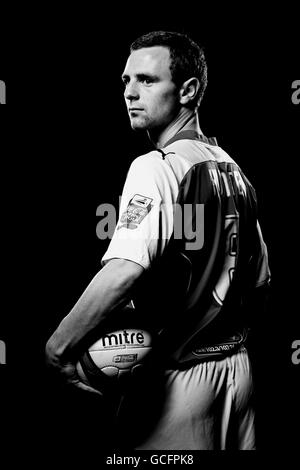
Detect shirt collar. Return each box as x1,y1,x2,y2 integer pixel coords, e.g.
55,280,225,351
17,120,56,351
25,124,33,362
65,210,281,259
163,130,218,147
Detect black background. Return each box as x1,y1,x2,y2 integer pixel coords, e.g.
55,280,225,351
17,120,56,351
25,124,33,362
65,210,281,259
1,4,299,464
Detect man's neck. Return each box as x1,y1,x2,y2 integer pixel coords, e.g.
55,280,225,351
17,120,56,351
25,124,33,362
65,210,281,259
148,108,202,149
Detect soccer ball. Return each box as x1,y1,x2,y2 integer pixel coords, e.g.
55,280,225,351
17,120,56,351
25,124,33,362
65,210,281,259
76,328,153,391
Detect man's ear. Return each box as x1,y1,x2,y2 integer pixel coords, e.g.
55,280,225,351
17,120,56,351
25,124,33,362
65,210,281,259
179,77,200,106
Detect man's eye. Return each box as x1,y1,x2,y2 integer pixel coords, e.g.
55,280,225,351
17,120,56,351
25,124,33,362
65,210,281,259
142,78,153,85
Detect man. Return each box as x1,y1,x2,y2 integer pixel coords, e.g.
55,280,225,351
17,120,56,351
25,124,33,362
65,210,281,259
45,31,270,450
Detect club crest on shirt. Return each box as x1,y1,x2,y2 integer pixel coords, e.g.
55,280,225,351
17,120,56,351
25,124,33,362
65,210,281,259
118,194,153,230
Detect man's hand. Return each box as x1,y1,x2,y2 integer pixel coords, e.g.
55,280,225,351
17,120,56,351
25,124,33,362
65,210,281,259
44,259,144,395
45,343,103,396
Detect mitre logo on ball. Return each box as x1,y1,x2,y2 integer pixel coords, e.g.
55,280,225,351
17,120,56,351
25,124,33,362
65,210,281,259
101,329,147,348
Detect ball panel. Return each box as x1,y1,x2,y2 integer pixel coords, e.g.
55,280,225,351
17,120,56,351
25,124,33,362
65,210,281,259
90,346,152,370
100,366,120,377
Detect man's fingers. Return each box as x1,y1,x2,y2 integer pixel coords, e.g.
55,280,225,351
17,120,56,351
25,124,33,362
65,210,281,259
72,380,104,396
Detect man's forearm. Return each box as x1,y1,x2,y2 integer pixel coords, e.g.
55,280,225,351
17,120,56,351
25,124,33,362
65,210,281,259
46,258,143,364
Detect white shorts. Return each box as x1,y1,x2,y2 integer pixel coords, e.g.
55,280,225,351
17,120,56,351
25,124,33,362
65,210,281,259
133,347,255,450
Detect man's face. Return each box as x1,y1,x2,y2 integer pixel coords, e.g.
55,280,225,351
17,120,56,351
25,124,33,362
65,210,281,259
122,46,180,131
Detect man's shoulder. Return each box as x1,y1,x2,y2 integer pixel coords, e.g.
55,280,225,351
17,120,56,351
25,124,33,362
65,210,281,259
129,150,169,172
164,138,237,165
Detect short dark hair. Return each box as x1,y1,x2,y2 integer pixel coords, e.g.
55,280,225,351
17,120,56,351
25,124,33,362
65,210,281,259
130,31,208,106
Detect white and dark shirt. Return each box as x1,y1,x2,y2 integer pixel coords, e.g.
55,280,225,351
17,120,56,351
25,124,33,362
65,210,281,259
102,131,270,364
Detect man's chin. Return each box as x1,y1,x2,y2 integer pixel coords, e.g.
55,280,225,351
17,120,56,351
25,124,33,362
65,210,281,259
129,116,149,131
130,122,148,131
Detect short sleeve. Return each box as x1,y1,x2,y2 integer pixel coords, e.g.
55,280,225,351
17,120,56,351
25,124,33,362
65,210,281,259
101,153,177,270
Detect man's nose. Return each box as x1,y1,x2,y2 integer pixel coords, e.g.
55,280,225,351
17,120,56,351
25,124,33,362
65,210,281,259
124,81,139,100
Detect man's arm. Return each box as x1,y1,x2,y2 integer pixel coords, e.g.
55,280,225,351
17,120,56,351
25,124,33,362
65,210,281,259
45,258,144,388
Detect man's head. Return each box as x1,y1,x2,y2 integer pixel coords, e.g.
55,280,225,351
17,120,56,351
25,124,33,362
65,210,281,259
122,31,207,132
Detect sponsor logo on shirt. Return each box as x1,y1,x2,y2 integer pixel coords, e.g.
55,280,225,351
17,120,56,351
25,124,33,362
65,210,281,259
118,194,153,230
